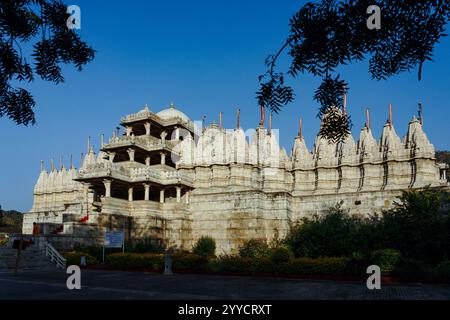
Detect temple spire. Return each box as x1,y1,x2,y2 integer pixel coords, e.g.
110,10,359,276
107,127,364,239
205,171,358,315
40,160,44,172
101,133,104,148
388,103,393,128
366,108,371,130
51,158,55,172
219,112,223,130
80,153,84,167
259,105,265,128
298,117,303,139
236,108,240,129
70,154,74,170
418,101,423,126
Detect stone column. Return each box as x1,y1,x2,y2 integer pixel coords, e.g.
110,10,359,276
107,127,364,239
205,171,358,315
174,127,180,141
103,179,112,197
145,122,151,136
127,148,135,162
160,189,165,203
144,183,150,201
109,152,116,163
161,131,168,144
128,187,134,202
185,190,190,204
126,126,133,137
145,156,151,166
160,152,166,165
176,186,181,203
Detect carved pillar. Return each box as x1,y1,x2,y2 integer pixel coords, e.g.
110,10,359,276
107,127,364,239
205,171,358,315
174,127,180,141
160,152,166,165
145,156,151,166
108,152,116,163
160,189,165,203
103,179,112,197
127,148,135,162
128,187,134,202
176,186,181,203
144,122,151,136
144,183,150,201
185,190,190,204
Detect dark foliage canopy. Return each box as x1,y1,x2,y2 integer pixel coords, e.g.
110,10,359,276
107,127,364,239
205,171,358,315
0,0,95,125
257,0,450,142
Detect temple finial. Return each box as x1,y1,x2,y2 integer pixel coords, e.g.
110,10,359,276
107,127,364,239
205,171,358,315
101,133,104,148
418,101,423,126
219,112,223,130
40,160,44,172
170,100,175,109
80,153,84,167
236,108,240,129
51,158,55,172
298,117,303,139
259,105,265,128
202,115,206,132
342,86,347,116
388,103,393,128
59,155,63,170
87,136,91,153
70,154,74,169
366,108,371,130
268,112,272,135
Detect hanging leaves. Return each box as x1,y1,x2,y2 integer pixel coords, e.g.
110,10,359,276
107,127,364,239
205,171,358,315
258,0,450,142
0,0,95,125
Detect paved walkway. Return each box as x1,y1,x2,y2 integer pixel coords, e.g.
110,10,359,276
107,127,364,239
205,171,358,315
0,270,449,300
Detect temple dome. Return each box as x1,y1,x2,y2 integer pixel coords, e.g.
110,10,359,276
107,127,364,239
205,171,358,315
156,103,190,122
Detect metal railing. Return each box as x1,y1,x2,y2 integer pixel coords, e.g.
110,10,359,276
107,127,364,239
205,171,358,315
45,242,67,270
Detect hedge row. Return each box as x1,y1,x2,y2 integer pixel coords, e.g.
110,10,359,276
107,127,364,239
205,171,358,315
106,253,164,270
105,253,351,276
90,252,450,282
63,252,98,266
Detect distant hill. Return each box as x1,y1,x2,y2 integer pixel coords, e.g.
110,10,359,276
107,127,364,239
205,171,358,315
0,209,23,233
436,151,450,182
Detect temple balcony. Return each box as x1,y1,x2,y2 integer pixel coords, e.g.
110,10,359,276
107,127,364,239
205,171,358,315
102,135,178,154
75,162,193,187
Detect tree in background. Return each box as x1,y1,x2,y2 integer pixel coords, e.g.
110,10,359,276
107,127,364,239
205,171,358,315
0,0,95,125
258,1,450,142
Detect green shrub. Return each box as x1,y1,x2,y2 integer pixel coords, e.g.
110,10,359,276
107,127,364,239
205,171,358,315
172,253,208,271
63,252,98,266
371,248,401,274
270,246,294,264
193,236,216,257
276,257,349,275
434,261,450,282
239,239,270,259
106,253,163,270
392,258,432,282
214,255,255,273
132,238,164,254
342,257,373,276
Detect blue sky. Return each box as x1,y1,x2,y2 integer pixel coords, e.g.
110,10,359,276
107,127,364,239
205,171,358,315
1,0,450,211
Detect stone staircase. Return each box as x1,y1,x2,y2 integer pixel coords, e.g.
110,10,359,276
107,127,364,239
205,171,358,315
0,240,65,273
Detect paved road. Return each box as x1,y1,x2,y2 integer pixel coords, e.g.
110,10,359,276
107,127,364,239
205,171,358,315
0,269,449,300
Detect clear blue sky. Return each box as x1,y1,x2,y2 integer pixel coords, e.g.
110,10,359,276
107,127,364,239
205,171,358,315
1,0,449,212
